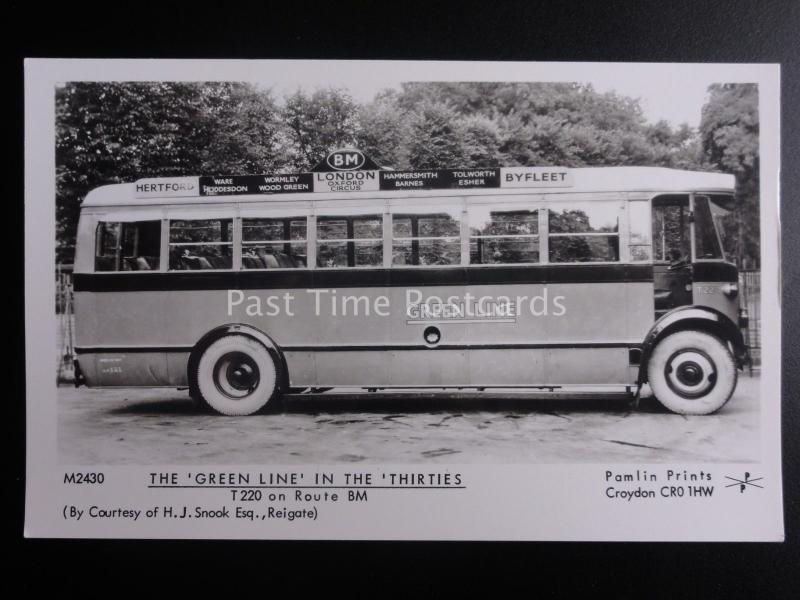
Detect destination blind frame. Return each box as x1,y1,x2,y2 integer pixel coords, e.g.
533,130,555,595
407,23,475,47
133,167,573,198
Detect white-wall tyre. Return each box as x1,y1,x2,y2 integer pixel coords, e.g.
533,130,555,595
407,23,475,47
195,335,281,416
647,330,737,415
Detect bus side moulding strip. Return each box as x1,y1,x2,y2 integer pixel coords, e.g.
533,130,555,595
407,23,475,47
72,263,655,292
75,341,644,353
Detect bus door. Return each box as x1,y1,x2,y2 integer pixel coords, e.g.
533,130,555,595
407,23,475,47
652,194,693,318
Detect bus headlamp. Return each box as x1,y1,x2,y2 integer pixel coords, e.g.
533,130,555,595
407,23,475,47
721,283,738,298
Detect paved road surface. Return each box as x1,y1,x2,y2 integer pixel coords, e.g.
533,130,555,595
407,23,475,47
58,374,760,464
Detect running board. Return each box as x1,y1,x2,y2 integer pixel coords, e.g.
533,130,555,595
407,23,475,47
282,390,635,402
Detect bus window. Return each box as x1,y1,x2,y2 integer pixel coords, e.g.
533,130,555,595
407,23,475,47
95,220,161,271
628,201,652,262
469,206,539,264
705,194,736,260
652,196,691,263
693,195,724,260
95,222,120,271
169,219,233,270
548,202,620,263
316,214,382,268
392,208,461,266
242,217,307,269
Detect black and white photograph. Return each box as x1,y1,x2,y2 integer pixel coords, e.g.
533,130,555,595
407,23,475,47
55,76,762,463
25,59,783,541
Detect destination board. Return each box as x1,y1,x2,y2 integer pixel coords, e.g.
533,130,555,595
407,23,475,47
130,150,574,197
198,174,313,196
379,169,500,190
139,167,573,197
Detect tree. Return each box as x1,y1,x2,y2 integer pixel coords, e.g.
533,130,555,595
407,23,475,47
57,82,189,261
461,115,504,167
55,82,285,263
404,101,468,169
699,83,759,265
282,88,359,170
193,84,285,174
392,82,697,169
354,91,410,168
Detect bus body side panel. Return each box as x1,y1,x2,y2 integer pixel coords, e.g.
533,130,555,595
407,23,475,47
460,280,653,386
74,273,655,389
74,290,174,386
73,287,322,387
691,262,740,326
77,351,172,387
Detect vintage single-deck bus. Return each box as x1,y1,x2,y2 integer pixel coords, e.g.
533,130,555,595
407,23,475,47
72,151,748,416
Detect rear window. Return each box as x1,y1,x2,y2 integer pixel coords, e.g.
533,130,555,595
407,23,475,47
95,221,161,271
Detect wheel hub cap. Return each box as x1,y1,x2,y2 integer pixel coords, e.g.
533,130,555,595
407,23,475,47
664,349,717,399
214,352,260,399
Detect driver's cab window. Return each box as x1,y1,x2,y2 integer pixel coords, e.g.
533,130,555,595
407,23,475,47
652,195,691,266
693,195,724,260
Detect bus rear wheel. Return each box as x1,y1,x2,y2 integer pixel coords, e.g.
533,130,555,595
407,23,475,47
647,330,737,415
195,335,281,416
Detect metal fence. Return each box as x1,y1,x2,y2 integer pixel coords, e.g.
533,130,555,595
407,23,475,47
56,264,75,382
739,269,761,369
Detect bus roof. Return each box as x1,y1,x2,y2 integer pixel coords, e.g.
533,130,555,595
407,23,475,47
82,166,736,208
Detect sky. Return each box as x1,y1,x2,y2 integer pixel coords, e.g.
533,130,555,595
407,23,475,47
265,75,713,129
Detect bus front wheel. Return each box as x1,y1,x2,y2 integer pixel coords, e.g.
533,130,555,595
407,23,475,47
647,330,737,415
195,334,282,416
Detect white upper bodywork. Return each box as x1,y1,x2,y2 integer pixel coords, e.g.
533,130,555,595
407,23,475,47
81,167,736,208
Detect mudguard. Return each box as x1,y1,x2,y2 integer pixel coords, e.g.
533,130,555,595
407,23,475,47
637,305,746,384
187,324,290,395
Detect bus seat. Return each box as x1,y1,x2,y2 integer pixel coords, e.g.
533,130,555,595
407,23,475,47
262,254,280,269
169,250,188,270
136,256,151,270
95,256,116,271
242,256,261,269
254,248,271,264
206,256,229,269
276,253,294,268
181,256,202,269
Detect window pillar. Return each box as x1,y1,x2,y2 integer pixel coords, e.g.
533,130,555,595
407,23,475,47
538,207,549,264
307,214,317,269
346,218,356,267
411,217,420,266
619,200,630,263
159,218,169,272
383,209,392,268
232,216,242,270
460,206,470,266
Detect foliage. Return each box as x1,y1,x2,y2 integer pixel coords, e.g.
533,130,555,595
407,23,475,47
699,83,759,265
282,88,359,170
404,101,469,169
55,82,282,261
354,91,409,168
